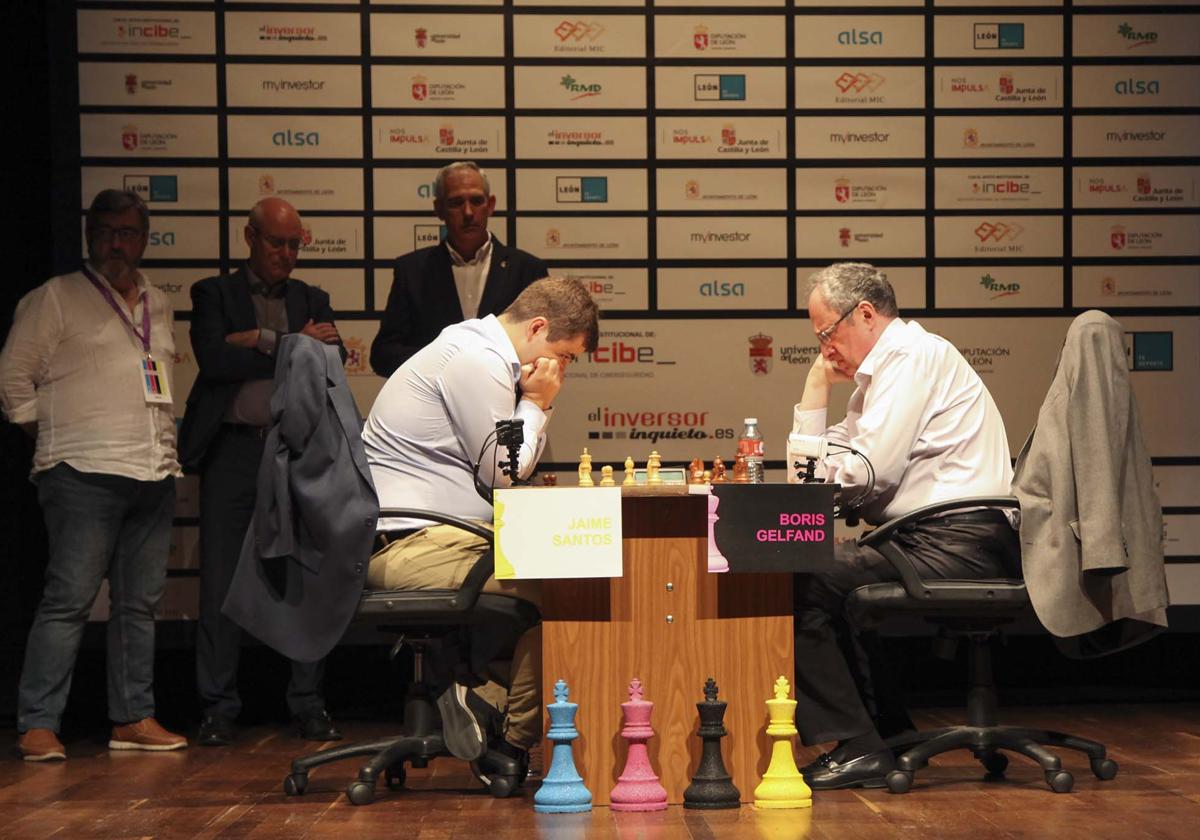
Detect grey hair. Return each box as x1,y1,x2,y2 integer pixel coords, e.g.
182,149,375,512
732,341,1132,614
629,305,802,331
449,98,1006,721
85,189,149,234
433,161,490,201
805,262,898,318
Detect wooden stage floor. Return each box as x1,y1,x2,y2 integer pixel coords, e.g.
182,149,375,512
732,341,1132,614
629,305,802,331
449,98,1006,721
3,703,1197,839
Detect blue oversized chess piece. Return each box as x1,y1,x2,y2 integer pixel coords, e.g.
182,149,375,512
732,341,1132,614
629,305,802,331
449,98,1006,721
533,679,593,813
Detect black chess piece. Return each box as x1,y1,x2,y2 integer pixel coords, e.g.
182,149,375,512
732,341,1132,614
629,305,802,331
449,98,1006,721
683,678,741,809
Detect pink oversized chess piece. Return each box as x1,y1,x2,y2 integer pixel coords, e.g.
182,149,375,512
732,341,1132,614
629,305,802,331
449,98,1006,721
706,491,730,573
609,678,669,811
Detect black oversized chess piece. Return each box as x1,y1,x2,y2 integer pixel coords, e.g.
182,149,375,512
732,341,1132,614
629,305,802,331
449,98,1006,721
683,678,741,809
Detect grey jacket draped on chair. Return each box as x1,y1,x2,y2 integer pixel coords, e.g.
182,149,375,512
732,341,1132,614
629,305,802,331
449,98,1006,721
223,334,379,663
1012,310,1168,658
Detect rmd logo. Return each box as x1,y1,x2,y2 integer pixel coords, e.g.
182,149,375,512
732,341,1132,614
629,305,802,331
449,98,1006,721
979,273,1020,299
838,30,883,46
1115,79,1160,95
1118,22,1158,49
148,232,176,247
700,281,746,297
273,129,319,146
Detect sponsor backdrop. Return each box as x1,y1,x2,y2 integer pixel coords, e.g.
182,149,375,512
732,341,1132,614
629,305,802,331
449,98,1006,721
57,1,1198,615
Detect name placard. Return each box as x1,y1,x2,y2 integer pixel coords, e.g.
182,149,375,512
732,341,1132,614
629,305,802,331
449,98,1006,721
708,484,837,572
494,487,623,579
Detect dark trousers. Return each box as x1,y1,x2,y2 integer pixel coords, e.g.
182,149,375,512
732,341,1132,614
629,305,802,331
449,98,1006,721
196,428,325,720
793,515,1020,746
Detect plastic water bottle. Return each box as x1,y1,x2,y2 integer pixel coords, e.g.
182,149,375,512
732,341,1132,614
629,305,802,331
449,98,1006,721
738,418,765,484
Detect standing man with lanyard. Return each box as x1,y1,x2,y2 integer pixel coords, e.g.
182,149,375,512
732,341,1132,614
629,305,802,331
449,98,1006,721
178,197,345,747
1,189,186,760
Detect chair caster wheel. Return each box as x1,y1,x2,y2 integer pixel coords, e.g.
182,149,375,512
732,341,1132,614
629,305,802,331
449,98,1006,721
283,773,308,796
346,780,375,805
1046,770,1074,793
385,766,406,790
487,774,518,798
980,753,1009,776
886,770,913,794
1090,758,1118,781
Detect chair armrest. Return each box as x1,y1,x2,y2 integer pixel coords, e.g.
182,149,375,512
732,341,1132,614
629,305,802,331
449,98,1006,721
378,507,495,613
858,496,1019,549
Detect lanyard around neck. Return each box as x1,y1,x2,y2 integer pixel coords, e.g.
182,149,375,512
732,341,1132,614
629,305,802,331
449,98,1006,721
82,264,151,355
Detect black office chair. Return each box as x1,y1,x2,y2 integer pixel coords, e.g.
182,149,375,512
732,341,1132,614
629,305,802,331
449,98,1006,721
281,509,540,805
845,495,1118,794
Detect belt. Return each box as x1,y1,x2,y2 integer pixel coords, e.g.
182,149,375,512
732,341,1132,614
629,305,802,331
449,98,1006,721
923,509,1011,527
222,423,270,440
375,528,421,551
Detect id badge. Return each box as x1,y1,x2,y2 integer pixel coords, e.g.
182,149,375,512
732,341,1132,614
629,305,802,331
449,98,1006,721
141,356,173,405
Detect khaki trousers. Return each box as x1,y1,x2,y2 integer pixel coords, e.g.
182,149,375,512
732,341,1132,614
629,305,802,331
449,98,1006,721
368,524,542,750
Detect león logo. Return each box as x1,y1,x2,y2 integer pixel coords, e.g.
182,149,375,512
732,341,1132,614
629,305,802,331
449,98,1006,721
963,128,980,148
974,221,1024,242
258,175,275,195
694,25,709,51
835,72,884,94
839,227,851,247
1111,225,1127,250
125,74,138,95
122,125,138,151
546,228,562,248
415,28,427,48
411,75,427,101
835,179,850,204
555,21,605,42
685,180,701,200
749,334,773,376
343,338,369,376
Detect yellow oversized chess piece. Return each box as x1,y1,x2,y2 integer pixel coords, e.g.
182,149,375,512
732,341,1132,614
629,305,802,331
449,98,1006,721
753,676,812,810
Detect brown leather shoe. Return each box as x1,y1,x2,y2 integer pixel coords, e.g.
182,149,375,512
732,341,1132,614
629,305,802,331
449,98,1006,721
18,728,66,762
109,717,187,751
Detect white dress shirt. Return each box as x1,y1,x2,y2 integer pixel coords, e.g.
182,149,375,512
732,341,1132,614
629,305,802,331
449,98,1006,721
446,235,494,320
363,314,551,531
0,267,180,480
793,318,1012,524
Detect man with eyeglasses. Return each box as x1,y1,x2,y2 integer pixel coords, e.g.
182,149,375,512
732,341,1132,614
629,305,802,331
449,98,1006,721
789,262,1017,790
370,161,549,377
1,189,187,760
178,197,346,747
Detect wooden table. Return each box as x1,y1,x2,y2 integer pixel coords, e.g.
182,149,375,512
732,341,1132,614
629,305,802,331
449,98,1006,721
540,492,794,805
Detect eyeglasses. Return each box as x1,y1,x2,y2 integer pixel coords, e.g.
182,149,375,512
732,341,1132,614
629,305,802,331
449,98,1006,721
440,194,490,211
252,227,303,251
91,226,143,243
816,303,859,345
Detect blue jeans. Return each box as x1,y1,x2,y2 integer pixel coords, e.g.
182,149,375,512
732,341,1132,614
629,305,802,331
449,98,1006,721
17,463,175,732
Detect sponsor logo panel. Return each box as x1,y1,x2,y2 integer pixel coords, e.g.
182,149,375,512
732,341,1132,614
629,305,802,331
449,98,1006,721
373,167,508,212
657,268,787,310
1074,166,1199,209
560,269,649,310
794,168,925,210
517,217,648,259
224,12,361,56
794,0,922,5
796,265,926,310
372,116,506,159
374,216,495,254
513,15,646,58
793,16,925,59
226,115,362,158
228,168,363,211
653,16,786,59
1074,215,1200,258
934,15,1062,57
1117,315,1200,457
515,117,648,159
144,267,212,313
1073,116,1200,157
371,14,505,57
934,168,1063,209
795,66,924,109
516,169,646,212
514,66,647,109
291,267,365,312
335,319,386,413
795,217,926,259
225,64,361,108
1073,14,1200,57
1073,66,1200,109
97,215,219,260
77,10,215,55
656,169,787,211
372,66,504,109
1125,332,1174,372
656,67,785,110
656,0,785,6
656,117,786,160
935,266,1063,309
656,218,786,260
1073,266,1200,309
79,62,215,107
933,66,1062,109
80,114,219,158
795,117,925,159
934,116,1063,158
228,216,364,260
81,167,218,210
935,215,1063,258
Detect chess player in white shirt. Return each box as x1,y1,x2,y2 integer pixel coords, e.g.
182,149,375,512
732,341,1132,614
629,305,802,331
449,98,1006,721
788,262,1019,791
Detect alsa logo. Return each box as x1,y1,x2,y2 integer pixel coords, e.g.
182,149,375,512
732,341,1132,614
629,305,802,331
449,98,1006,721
148,231,175,247
980,273,1020,299
273,129,319,146
835,72,884,93
1115,78,1160,95
1118,22,1158,49
974,221,1024,242
838,29,883,46
701,281,745,297
560,74,602,100
749,334,772,375
555,20,605,42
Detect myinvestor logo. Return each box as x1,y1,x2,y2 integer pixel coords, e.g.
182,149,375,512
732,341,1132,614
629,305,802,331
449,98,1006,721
690,231,752,243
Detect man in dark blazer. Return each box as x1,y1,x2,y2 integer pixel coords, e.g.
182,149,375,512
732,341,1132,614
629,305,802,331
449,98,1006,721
370,161,548,377
178,197,346,747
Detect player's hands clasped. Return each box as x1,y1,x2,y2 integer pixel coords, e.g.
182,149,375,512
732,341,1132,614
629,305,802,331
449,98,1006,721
520,356,564,410
300,319,340,345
